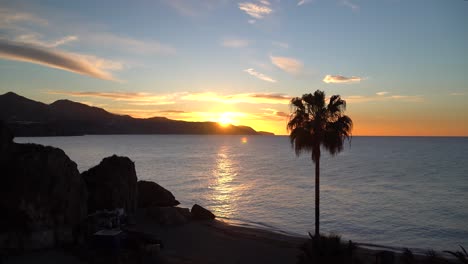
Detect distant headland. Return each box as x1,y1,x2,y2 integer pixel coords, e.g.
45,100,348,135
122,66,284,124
0,92,274,137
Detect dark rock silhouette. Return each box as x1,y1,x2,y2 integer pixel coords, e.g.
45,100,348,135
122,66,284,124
0,120,13,158
137,180,180,208
0,122,87,249
0,92,272,136
191,204,215,220
82,155,138,214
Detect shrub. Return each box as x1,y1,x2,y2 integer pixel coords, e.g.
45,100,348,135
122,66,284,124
297,233,361,264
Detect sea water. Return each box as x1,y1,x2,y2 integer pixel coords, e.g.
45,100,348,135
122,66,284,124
15,135,468,251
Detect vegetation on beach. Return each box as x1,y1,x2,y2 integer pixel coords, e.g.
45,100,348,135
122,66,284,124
288,90,353,238
445,246,468,264
297,233,361,264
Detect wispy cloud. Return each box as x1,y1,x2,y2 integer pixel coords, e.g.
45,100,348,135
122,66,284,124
270,55,304,75
297,0,312,6
86,33,176,55
323,74,362,84
239,2,273,19
0,8,48,29
164,0,227,16
251,93,291,100
450,92,465,96
341,0,359,11
345,94,424,103
272,41,289,49
14,34,78,48
390,95,424,102
1,7,175,56
244,68,277,83
47,90,292,105
221,38,249,48
262,108,289,118
158,110,187,114
47,90,175,104
181,92,290,104
0,39,122,81
376,91,389,96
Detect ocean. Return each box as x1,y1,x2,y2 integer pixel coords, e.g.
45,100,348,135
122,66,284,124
15,135,468,251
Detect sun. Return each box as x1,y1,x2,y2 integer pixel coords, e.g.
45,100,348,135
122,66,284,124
218,113,233,127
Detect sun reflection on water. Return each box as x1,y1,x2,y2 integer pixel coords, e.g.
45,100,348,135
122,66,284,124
209,145,241,219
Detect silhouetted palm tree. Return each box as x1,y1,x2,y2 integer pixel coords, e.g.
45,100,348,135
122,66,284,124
287,90,353,238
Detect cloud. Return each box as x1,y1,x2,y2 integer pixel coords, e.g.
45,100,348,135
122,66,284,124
345,94,424,103
450,92,465,96
0,39,122,81
14,34,78,48
260,108,290,121
48,91,146,100
250,93,291,100
272,41,289,49
181,92,290,104
86,33,176,55
244,68,277,83
47,90,175,104
341,0,359,11
276,111,289,117
297,0,312,6
323,75,362,84
0,8,48,29
0,8,175,56
238,2,273,19
222,38,249,48
48,90,292,105
158,110,187,113
270,55,304,75
390,95,424,102
165,0,227,16
376,91,389,96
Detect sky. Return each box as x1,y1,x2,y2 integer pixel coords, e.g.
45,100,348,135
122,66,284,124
0,0,467,136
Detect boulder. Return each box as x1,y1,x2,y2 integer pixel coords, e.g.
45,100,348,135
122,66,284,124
191,204,215,220
0,121,13,159
145,207,190,225
137,180,180,208
82,155,138,214
0,125,88,249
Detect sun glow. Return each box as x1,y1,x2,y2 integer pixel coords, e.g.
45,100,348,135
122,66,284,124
218,113,234,127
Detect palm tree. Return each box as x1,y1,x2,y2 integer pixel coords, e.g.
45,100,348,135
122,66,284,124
287,90,353,238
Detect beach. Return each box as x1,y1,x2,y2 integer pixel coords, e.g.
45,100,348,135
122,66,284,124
4,212,387,264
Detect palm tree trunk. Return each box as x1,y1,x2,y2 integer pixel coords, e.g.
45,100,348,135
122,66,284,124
315,158,320,238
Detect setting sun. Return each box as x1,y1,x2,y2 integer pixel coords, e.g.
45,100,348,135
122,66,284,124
218,113,234,127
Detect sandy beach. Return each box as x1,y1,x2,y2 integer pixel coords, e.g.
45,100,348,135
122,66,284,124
133,213,306,264
3,211,388,264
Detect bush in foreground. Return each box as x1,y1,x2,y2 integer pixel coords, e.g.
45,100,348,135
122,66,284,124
297,233,361,264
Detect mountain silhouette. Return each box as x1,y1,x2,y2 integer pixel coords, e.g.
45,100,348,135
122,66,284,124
0,92,273,136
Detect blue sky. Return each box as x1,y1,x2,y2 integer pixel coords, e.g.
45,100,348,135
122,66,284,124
0,0,467,135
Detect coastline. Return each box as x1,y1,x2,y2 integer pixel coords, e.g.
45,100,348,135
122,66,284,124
2,213,416,264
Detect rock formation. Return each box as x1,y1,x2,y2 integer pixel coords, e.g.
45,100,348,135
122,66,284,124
0,122,87,249
82,155,138,214
191,204,216,220
137,180,180,208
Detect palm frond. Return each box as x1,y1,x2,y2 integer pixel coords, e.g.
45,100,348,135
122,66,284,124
288,90,352,161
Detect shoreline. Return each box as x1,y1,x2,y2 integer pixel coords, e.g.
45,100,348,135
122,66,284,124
203,216,440,256
133,214,459,264
3,215,453,264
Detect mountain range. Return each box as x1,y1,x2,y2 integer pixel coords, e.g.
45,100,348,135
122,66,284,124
0,92,274,136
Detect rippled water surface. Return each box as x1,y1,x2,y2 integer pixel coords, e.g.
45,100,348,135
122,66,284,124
16,135,468,250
